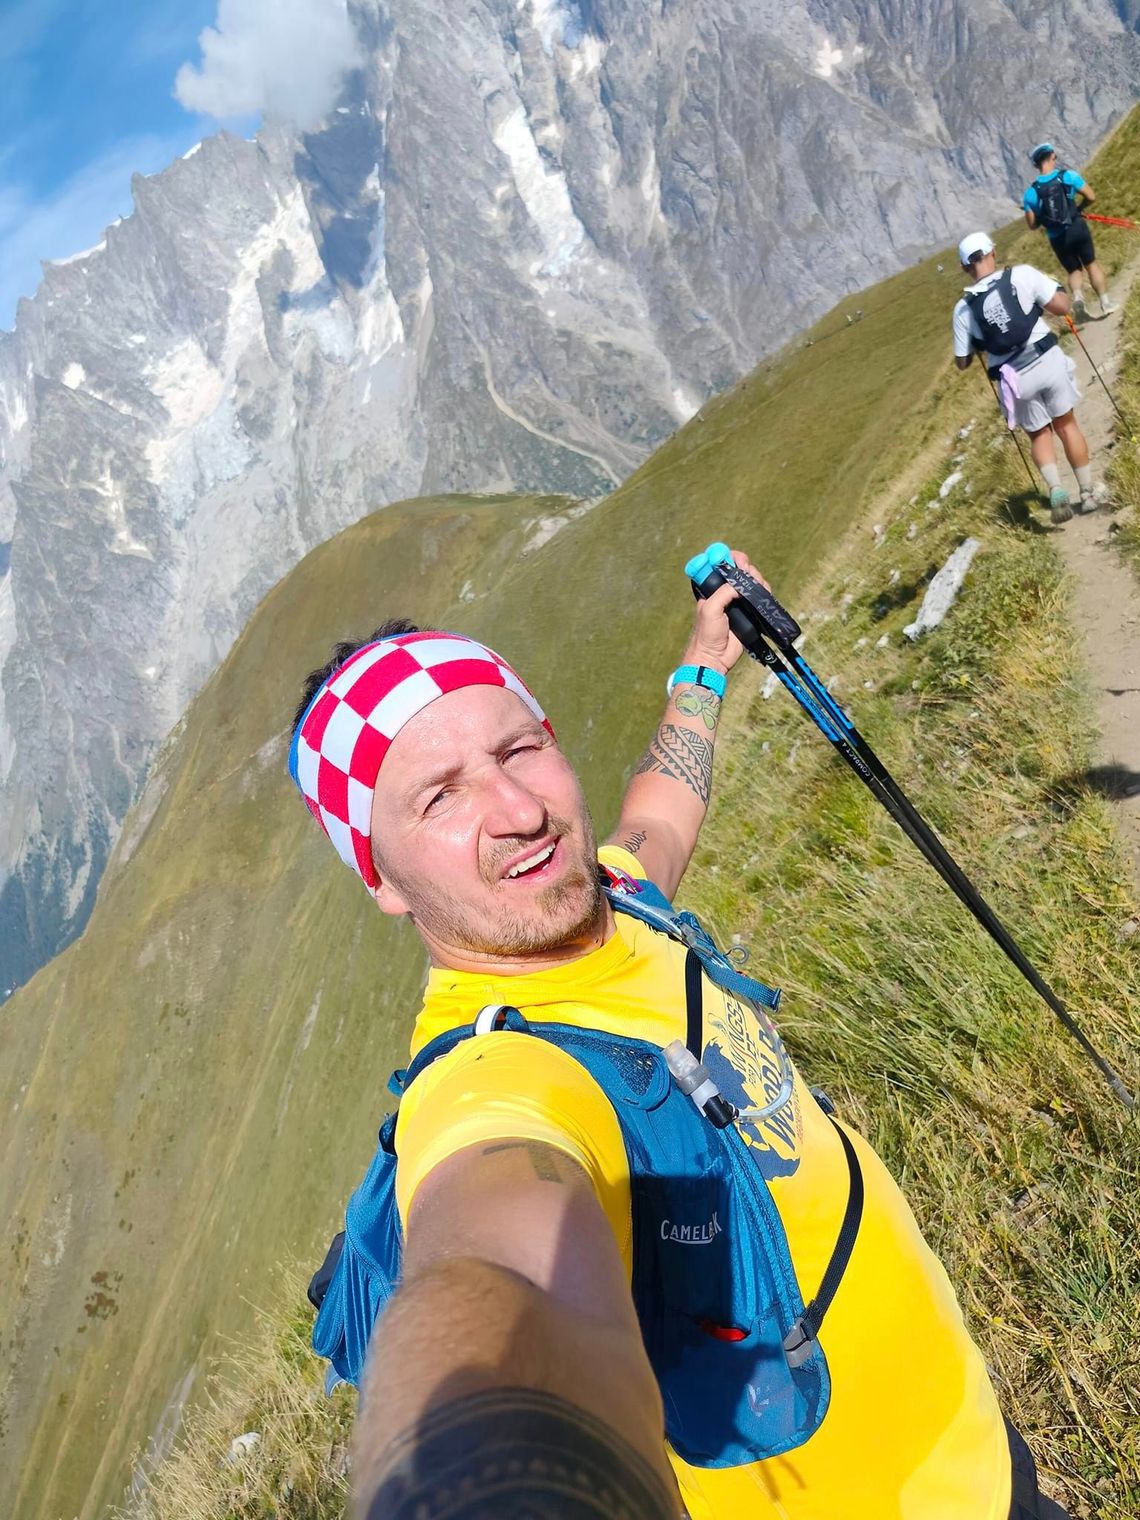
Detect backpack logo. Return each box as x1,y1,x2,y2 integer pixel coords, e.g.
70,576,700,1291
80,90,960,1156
660,1211,723,1245
982,290,1012,334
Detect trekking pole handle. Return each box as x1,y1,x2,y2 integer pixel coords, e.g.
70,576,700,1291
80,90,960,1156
689,562,770,654
686,543,802,650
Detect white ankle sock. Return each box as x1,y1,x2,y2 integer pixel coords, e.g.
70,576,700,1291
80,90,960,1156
1041,463,1063,490
1076,465,1094,494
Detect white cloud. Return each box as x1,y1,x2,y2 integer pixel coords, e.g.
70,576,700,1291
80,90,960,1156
0,134,195,330
174,0,361,129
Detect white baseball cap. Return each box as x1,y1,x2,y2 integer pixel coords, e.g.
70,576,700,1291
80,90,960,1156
958,231,995,265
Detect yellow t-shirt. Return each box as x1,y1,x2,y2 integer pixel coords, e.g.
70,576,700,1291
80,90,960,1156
395,848,1010,1520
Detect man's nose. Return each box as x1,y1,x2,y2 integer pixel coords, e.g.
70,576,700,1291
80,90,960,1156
483,769,546,836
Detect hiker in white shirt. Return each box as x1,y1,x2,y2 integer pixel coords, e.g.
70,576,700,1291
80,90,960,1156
952,231,1095,522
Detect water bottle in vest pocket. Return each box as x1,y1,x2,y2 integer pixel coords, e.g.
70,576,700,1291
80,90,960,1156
597,1035,831,1468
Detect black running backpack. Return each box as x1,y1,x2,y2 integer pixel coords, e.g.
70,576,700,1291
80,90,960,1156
1033,173,1075,232
963,268,1041,364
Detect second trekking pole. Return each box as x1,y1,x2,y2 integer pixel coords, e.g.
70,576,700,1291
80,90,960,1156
982,370,1039,497
685,541,1136,1111
1064,312,1135,439
1084,212,1140,231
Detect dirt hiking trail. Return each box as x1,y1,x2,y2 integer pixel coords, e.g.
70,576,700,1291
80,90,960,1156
1050,256,1140,894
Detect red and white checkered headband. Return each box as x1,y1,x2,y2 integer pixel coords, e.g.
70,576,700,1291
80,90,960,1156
288,632,553,888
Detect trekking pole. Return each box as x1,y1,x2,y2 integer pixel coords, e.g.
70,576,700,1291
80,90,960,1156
1084,212,1140,231
982,369,1039,497
1064,312,1136,439
686,543,1136,1110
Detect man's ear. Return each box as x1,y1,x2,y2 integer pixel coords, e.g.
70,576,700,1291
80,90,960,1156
369,868,410,917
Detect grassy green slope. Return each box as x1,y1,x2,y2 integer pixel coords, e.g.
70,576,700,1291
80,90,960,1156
4,109,1140,1520
1098,122,1140,571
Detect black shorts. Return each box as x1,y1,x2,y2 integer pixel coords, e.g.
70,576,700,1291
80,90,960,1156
1048,218,1096,274
1007,1419,1071,1519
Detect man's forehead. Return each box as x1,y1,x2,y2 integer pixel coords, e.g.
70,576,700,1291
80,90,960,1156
381,685,547,786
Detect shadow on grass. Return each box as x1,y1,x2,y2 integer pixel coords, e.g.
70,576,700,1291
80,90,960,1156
1045,764,1140,817
996,489,1050,533
869,565,937,622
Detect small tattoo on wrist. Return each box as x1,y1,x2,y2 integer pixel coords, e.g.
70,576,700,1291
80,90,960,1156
675,687,720,730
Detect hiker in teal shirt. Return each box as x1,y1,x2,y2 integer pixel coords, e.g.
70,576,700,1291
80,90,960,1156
1023,143,1115,319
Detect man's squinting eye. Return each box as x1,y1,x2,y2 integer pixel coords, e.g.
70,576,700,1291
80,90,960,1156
423,787,451,814
505,739,543,760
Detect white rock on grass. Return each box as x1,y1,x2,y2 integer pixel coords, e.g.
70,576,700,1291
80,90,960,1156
904,538,982,641
939,470,964,498
228,1432,262,1463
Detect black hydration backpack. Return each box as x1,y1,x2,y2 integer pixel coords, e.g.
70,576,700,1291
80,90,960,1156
1033,173,1075,232
964,268,1041,366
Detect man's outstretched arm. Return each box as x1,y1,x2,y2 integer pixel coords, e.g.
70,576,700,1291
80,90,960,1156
605,549,763,898
351,1140,678,1517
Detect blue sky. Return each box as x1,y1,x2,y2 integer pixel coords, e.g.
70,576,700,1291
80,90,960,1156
0,0,257,328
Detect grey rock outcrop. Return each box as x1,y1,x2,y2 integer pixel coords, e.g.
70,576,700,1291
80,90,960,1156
2,0,1137,997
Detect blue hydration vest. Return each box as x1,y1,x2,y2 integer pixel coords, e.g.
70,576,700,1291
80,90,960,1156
308,876,861,1468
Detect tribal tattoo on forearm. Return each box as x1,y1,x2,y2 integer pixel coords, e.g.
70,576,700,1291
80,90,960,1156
362,1387,677,1520
634,723,715,805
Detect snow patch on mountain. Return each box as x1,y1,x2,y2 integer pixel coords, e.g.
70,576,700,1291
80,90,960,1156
527,0,585,54
49,241,106,268
491,102,588,276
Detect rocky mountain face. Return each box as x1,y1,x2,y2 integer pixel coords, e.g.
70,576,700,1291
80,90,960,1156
1,0,1137,999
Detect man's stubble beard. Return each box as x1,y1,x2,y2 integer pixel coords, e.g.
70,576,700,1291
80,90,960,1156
391,814,606,958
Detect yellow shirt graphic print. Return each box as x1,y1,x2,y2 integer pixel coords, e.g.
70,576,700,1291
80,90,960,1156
702,989,802,1179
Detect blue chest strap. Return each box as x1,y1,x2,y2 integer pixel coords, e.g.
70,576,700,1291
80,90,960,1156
601,876,783,1010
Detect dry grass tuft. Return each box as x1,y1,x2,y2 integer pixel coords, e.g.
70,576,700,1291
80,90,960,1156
124,1274,354,1520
